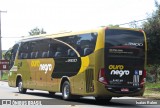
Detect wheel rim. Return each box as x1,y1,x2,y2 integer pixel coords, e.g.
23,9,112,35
64,84,69,98
18,81,22,92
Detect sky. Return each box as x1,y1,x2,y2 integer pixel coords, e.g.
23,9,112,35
0,0,159,50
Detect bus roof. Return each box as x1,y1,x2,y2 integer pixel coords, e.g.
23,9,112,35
18,28,99,43
18,27,143,43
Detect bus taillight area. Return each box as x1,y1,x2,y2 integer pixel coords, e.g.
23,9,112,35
102,68,146,94
139,69,146,87
98,68,108,85
97,67,146,95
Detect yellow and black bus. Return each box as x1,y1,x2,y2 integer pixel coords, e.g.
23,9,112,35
5,27,147,102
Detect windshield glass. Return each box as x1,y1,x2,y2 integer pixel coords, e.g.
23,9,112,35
105,29,145,57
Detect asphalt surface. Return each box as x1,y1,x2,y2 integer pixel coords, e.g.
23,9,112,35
0,81,160,108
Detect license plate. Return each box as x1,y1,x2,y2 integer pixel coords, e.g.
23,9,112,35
121,88,129,92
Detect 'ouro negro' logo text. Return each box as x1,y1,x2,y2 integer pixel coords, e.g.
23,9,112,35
39,64,52,74
31,60,52,74
110,70,130,77
109,65,130,77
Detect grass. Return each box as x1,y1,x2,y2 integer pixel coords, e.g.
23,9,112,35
145,82,160,88
1,72,8,80
143,82,160,99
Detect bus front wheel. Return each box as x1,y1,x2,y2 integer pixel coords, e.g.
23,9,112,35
18,79,27,94
62,81,72,100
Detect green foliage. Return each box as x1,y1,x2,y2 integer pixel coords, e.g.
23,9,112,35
101,24,120,28
142,1,160,64
145,82,160,88
129,20,142,29
2,51,5,59
144,82,160,99
108,24,120,27
146,64,160,83
29,27,47,36
1,72,8,80
141,1,160,84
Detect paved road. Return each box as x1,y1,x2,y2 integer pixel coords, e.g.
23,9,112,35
0,81,160,108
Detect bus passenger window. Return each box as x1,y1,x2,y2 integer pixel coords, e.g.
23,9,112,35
84,47,92,56
31,52,38,59
67,49,76,57
48,51,54,58
54,47,60,57
55,33,97,57
21,53,28,59
55,52,61,57
10,44,19,67
42,51,48,58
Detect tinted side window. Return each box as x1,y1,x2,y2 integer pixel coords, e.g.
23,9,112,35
50,39,78,58
31,39,50,58
105,29,145,57
56,33,97,56
105,29,144,48
18,39,51,59
78,33,97,56
10,44,19,67
29,41,39,59
18,42,30,59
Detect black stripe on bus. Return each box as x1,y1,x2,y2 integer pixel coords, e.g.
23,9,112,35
51,57,81,78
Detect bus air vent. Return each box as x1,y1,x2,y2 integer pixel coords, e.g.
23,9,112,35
85,69,94,93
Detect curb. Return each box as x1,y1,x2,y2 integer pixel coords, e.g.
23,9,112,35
0,80,8,82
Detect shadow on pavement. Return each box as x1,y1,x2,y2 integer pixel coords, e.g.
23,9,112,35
12,91,146,107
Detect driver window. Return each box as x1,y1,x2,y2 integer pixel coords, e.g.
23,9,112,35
10,44,19,68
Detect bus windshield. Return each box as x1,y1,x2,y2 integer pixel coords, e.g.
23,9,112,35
105,29,145,57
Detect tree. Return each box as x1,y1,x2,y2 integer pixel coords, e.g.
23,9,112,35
142,0,160,83
108,24,120,27
100,24,120,28
29,27,46,36
142,0,160,64
129,20,139,28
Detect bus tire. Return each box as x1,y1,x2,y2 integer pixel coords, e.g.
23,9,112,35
18,79,27,94
62,81,72,100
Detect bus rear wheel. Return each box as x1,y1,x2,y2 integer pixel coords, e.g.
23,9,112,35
18,79,27,94
62,81,72,100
